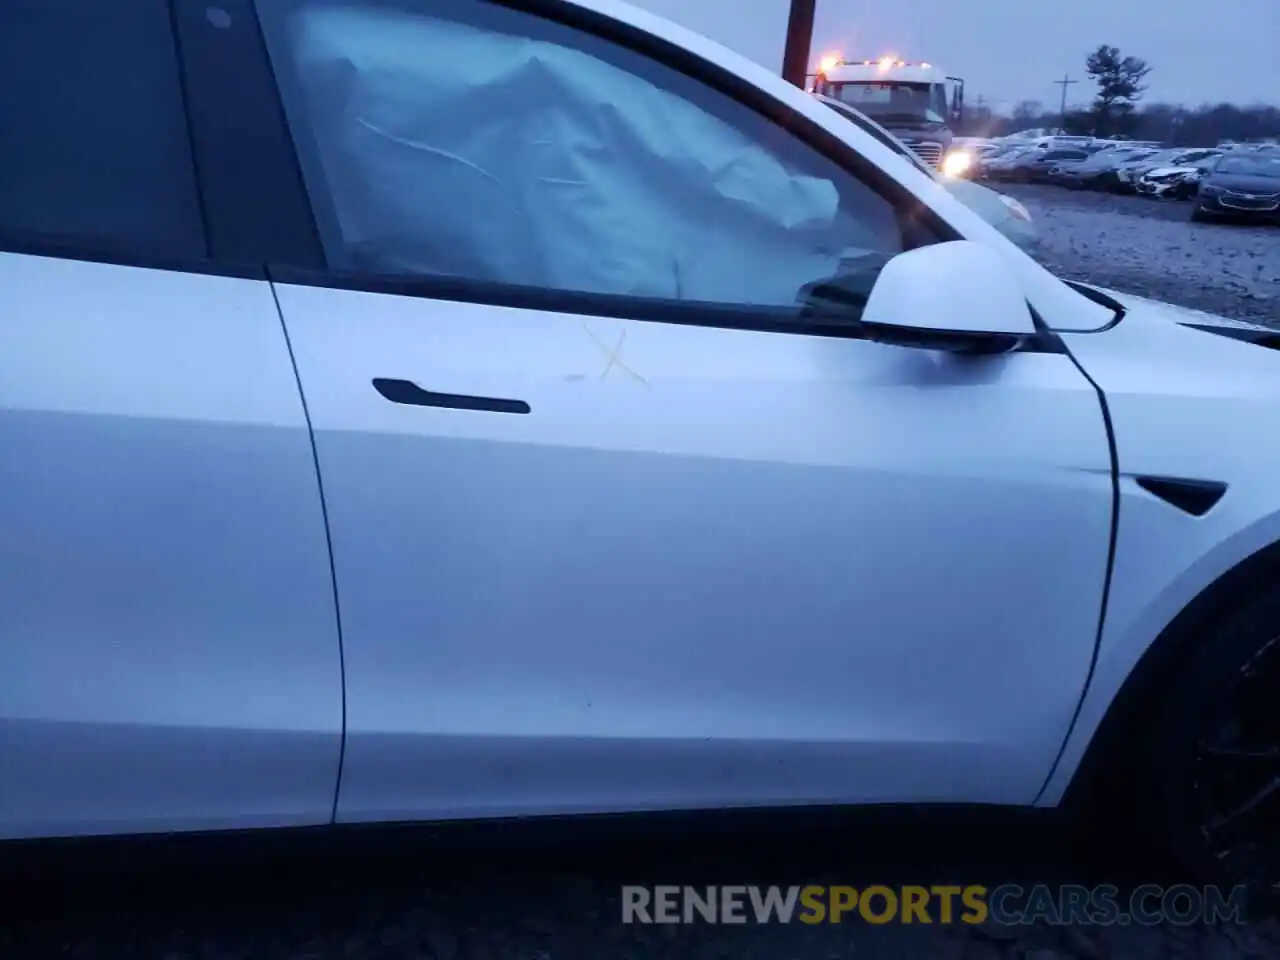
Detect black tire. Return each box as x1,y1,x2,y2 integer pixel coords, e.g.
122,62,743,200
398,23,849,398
1137,585,1280,906
1191,207,1213,223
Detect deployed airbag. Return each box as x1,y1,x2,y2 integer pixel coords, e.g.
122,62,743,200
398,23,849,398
281,2,900,306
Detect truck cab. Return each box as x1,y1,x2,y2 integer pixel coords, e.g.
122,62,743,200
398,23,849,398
811,57,965,169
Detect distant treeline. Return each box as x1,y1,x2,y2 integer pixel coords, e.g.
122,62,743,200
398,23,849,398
961,102,1280,146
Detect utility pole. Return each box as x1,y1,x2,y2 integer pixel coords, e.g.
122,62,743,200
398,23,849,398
781,0,817,88
1053,74,1078,133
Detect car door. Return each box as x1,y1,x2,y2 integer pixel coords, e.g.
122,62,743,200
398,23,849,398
0,0,342,838
255,0,1115,823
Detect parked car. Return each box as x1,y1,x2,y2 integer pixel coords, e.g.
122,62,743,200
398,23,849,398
1114,148,1221,193
1136,153,1223,200
997,147,1094,183
1105,139,1164,150
1110,149,1181,191
973,143,1035,179
8,0,1280,906
1135,167,1203,200
1044,151,1107,186
816,96,1038,252
1055,147,1156,190
1192,152,1280,223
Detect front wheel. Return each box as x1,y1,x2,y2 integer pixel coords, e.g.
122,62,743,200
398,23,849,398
1139,587,1280,904
1191,206,1214,223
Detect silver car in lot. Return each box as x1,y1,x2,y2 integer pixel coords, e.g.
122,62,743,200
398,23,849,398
816,95,1039,253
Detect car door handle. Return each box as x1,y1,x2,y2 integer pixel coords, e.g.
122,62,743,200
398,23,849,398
371,378,531,415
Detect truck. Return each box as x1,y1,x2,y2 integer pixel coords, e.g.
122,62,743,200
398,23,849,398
809,56,965,169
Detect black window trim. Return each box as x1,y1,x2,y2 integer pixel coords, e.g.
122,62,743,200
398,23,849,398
173,0,325,269
267,263,1068,354
0,0,217,275
267,264,881,341
0,0,319,280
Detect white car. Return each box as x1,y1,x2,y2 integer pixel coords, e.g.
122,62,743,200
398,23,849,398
4,0,1279,898
1135,165,1204,198
1137,153,1225,199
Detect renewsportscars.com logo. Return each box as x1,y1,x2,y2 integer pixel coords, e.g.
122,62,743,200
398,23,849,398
621,884,1249,926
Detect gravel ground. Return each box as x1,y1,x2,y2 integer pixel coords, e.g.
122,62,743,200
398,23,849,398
2,186,1278,959
998,183,1279,325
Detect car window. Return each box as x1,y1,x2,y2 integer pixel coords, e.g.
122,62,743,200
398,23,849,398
0,0,206,258
256,0,933,321
1216,155,1280,177
818,98,937,180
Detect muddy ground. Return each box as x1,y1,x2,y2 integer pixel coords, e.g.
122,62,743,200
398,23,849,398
1,185,1277,959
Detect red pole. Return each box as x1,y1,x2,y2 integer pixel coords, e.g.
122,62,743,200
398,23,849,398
781,0,817,87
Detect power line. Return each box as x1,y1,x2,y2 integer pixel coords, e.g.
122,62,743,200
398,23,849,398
1053,74,1079,130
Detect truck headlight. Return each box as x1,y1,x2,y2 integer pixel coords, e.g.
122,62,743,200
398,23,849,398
941,150,973,178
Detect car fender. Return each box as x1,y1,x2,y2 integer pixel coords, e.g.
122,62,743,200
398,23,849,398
1039,303,1280,804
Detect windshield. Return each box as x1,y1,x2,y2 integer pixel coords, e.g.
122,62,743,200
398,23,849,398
827,82,947,125
1215,155,1280,178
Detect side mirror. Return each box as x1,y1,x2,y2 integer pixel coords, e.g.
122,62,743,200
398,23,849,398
859,240,1037,354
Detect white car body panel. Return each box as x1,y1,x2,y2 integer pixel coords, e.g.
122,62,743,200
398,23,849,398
275,281,1112,822
1041,292,1280,803
0,254,343,838
2,0,1276,844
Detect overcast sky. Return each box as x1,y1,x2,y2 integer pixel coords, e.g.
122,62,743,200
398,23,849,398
810,0,1279,109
